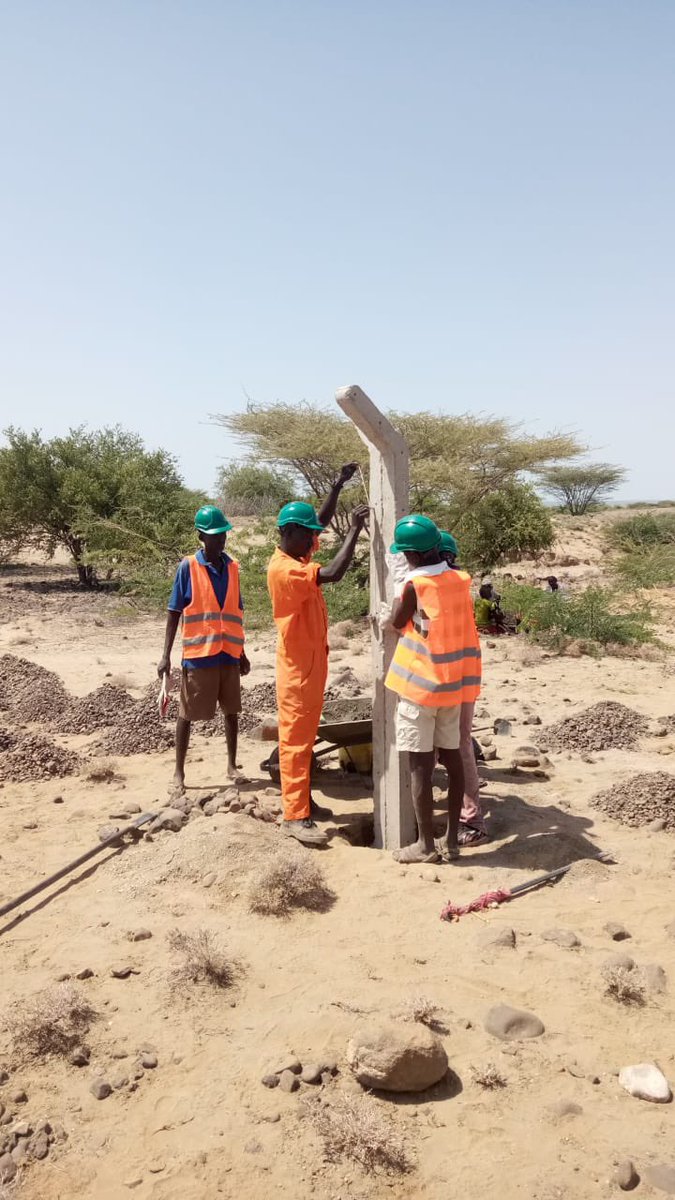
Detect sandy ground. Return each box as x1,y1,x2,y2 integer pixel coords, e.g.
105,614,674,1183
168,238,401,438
1,519,675,1200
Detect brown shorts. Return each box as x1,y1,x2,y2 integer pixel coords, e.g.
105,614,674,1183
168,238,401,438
179,664,242,722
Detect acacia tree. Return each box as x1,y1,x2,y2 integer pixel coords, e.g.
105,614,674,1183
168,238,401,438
539,463,626,515
0,426,204,587
214,401,581,539
216,462,296,517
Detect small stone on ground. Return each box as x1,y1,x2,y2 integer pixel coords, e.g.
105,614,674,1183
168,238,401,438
484,1005,545,1041
619,1063,672,1103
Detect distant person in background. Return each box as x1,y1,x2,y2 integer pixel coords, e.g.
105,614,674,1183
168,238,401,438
474,582,504,632
440,532,488,846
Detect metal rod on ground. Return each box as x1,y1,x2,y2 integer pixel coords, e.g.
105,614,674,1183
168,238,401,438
440,852,614,922
0,812,156,920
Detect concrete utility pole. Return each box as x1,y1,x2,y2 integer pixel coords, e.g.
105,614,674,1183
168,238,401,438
335,385,414,850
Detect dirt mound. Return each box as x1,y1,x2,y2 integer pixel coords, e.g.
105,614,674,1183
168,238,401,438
543,702,648,753
54,684,136,734
591,771,675,830
0,727,80,782
559,858,612,886
109,812,279,899
0,653,71,724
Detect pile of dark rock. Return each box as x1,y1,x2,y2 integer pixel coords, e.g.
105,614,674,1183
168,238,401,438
0,654,70,725
0,1110,67,1184
0,728,80,783
591,771,675,830
543,702,648,753
54,684,136,734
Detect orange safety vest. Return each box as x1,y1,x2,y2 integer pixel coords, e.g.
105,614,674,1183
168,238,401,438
386,569,481,707
181,555,244,660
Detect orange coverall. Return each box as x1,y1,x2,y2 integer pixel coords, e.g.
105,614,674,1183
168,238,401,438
267,547,328,820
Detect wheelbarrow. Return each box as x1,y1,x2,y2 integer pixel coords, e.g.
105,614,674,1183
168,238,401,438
260,716,374,784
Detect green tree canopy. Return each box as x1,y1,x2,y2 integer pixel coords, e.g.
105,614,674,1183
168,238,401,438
538,463,626,515
0,426,204,587
216,462,296,517
455,482,555,571
215,401,581,536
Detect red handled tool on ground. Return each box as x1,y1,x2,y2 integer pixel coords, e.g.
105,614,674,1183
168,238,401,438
440,852,614,922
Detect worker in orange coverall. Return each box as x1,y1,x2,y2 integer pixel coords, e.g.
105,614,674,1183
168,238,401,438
267,465,369,847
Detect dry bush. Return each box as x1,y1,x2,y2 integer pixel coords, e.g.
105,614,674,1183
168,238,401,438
168,928,237,989
81,757,122,784
247,848,335,917
305,1092,412,1175
7,983,96,1060
106,673,136,690
471,1062,507,1089
396,994,447,1032
602,965,647,1007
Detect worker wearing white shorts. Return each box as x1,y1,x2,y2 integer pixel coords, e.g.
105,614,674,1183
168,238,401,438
385,515,482,864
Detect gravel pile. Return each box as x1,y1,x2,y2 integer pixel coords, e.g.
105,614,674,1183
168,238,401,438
591,771,675,830
0,654,71,724
543,702,648,753
0,727,80,782
97,690,174,757
196,680,279,738
54,684,136,734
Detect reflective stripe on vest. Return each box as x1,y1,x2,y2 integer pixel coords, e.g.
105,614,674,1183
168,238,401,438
181,556,244,659
385,569,481,707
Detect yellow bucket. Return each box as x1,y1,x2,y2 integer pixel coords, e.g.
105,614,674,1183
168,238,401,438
339,743,373,773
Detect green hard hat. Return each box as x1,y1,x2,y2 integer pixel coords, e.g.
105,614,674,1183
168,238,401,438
439,531,458,557
277,501,324,531
390,514,441,554
194,505,232,535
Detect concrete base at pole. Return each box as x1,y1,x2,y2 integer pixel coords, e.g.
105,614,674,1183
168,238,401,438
336,384,415,851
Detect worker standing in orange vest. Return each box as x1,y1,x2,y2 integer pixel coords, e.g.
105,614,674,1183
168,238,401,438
385,515,481,863
439,530,488,846
267,465,369,847
157,505,250,795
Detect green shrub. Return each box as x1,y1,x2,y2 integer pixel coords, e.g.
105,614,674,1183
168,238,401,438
230,526,369,631
613,547,675,590
606,512,675,551
500,583,654,652
457,483,554,572
217,463,296,517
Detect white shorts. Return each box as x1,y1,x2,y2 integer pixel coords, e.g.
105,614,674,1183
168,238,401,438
395,698,461,753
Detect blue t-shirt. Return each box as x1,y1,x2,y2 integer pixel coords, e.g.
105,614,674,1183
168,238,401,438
169,550,244,670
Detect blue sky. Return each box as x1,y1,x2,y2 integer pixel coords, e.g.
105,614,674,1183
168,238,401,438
1,1,673,500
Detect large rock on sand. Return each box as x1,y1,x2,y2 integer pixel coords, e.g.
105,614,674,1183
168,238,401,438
347,1020,448,1092
484,1004,545,1041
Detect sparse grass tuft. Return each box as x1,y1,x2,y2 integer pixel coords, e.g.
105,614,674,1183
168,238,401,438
305,1091,412,1174
81,757,122,784
7,983,97,1060
247,848,335,917
168,928,238,990
471,1062,507,1089
397,994,447,1032
602,965,647,1007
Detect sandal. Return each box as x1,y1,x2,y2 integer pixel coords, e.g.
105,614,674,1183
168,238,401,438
434,839,460,862
392,845,441,864
457,824,490,847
